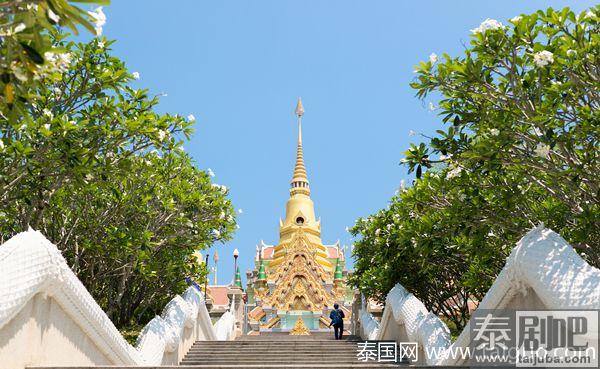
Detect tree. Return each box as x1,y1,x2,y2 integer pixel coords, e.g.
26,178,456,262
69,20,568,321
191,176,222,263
0,37,236,328
0,0,108,121
1,37,191,234
46,151,235,327
350,6,599,333
409,6,599,263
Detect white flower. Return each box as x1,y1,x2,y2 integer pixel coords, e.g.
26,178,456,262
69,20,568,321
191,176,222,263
534,143,550,158
489,128,500,136
43,52,71,73
98,41,105,49
0,23,27,36
212,229,221,238
58,52,72,66
429,53,438,64
238,209,243,214
13,23,26,33
132,72,140,80
207,168,215,177
48,9,60,23
157,130,167,141
533,50,554,67
11,65,27,82
0,140,4,150
532,127,544,136
213,183,228,194
446,166,463,179
43,124,50,130
408,130,416,136
88,7,106,36
457,193,467,201
471,18,505,34
187,114,195,121
428,102,436,111
566,49,577,57
375,229,381,237
510,16,522,23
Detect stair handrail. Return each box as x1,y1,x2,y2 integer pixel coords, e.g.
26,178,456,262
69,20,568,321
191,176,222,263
0,230,219,369
358,294,380,340
357,225,600,366
213,292,237,340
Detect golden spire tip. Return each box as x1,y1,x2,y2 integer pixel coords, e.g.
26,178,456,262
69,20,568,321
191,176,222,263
295,97,304,117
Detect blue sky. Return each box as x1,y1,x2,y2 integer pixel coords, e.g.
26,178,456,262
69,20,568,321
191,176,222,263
97,1,595,286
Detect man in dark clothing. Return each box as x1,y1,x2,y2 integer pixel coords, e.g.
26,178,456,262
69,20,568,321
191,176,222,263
329,303,345,340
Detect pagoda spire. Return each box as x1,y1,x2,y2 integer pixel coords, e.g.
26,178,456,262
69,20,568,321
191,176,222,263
291,98,310,195
234,266,242,289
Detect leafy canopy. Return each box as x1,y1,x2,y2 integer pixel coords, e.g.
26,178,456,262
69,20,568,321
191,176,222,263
351,6,599,334
0,36,236,328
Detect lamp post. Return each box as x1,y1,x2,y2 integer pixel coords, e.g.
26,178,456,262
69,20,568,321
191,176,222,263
233,248,243,289
204,253,209,306
233,248,239,278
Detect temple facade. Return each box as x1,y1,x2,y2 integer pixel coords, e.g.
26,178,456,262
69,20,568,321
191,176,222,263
245,99,353,332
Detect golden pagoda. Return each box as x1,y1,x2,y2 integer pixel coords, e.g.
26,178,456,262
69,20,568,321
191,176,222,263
245,99,351,332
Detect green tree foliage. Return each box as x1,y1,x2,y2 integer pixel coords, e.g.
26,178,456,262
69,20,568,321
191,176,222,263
350,6,599,333
0,37,236,328
0,0,107,120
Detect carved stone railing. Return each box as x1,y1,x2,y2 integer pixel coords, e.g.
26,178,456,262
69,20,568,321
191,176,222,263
358,225,600,366
0,230,234,369
358,294,380,340
213,294,237,340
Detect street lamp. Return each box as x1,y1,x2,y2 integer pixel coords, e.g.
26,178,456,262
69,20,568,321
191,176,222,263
204,253,209,305
233,248,239,275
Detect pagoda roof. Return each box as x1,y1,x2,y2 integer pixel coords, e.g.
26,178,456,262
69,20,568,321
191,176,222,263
206,285,230,308
325,245,339,258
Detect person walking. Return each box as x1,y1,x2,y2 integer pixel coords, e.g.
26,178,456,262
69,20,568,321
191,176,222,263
329,303,345,340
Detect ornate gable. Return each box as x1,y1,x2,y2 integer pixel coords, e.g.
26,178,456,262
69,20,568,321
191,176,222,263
263,229,334,311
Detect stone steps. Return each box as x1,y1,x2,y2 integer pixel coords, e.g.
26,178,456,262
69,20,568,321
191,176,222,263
35,363,406,369
180,335,404,368
34,336,405,369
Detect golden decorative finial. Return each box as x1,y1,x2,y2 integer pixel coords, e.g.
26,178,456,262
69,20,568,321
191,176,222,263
290,98,309,194
289,317,310,335
295,97,304,117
